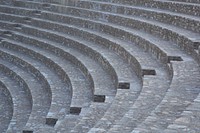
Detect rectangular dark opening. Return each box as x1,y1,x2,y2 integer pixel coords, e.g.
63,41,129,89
3,31,12,36
45,117,58,127
118,82,130,89
13,24,22,29
23,17,31,22
42,3,51,8
32,10,41,15
168,56,183,63
23,130,33,133
94,95,105,103
142,69,156,76
193,42,200,50
70,107,82,115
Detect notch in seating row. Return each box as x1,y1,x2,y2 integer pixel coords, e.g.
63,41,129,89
46,117,58,127
118,82,130,89
0,38,3,43
42,3,51,8
70,107,82,115
168,56,183,63
94,95,106,103
193,41,200,50
198,46,200,55
23,17,32,22
13,24,22,30
2,31,13,37
32,10,42,15
142,69,156,76
23,130,33,133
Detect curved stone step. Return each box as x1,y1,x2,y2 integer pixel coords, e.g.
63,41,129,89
0,80,13,133
0,62,32,133
0,43,71,131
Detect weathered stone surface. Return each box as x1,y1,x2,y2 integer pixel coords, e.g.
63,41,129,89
0,0,200,132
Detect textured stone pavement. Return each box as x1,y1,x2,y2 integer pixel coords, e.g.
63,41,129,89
0,0,200,132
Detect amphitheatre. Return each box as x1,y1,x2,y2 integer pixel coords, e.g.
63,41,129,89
0,0,200,132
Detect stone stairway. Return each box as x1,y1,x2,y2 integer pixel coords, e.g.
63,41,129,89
0,0,199,133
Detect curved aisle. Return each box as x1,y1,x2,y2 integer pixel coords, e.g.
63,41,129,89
164,92,200,133
131,60,200,133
